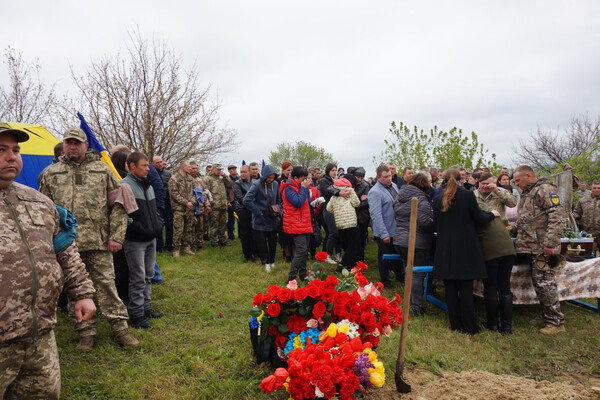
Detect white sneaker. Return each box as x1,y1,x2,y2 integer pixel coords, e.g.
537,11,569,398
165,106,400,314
265,264,272,273
325,256,337,264
270,263,275,270
335,253,342,263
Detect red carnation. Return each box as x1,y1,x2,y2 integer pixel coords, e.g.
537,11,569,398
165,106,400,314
266,303,281,317
252,293,264,306
312,301,327,318
315,251,328,263
278,288,292,303
354,271,368,287
355,261,368,271
260,375,277,393
275,334,287,348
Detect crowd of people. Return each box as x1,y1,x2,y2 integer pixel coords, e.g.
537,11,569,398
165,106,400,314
2,122,600,398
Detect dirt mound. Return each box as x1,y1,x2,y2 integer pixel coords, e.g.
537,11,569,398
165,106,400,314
365,368,598,400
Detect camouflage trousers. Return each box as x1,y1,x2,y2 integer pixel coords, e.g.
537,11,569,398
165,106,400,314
530,262,565,326
210,209,227,246
193,214,205,248
172,210,194,248
70,250,129,337
0,331,60,399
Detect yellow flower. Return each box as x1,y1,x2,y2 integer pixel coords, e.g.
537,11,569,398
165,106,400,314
364,349,378,362
369,360,385,375
257,310,265,322
369,371,385,387
327,323,338,338
338,323,348,334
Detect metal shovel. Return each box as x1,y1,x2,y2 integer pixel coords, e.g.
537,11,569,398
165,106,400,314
395,197,418,393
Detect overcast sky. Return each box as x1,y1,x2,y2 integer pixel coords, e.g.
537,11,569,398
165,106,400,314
2,1,599,176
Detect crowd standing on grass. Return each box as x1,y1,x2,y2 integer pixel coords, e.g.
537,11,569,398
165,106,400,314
3,120,597,396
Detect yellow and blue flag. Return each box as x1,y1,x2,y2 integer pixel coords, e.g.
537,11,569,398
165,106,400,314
77,112,121,180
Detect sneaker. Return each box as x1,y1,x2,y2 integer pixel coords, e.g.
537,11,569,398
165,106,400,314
540,324,566,335
335,253,342,263
76,335,96,352
325,256,337,265
130,317,151,329
265,264,272,273
172,249,180,258
113,329,140,348
270,263,275,270
183,246,195,255
145,309,163,319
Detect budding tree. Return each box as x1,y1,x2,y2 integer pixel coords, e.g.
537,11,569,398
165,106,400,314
512,114,600,184
269,141,336,168
71,32,237,167
375,121,499,170
0,47,67,133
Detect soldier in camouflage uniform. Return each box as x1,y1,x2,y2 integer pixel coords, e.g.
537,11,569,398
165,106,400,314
39,127,138,351
168,160,196,257
513,165,567,335
204,163,232,247
190,164,211,250
475,172,518,219
0,124,96,399
573,181,600,253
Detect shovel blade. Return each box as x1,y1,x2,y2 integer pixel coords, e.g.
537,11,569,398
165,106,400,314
394,362,412,393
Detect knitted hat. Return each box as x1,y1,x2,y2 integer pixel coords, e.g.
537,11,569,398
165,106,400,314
334,177,352,187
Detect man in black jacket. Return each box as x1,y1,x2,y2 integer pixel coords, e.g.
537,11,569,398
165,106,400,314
122,152,164,329
234,165,256,261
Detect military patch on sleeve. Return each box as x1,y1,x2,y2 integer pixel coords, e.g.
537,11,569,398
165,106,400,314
550,192,560,206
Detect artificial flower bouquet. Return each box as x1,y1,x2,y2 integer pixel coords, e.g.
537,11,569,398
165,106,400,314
260,322,385,400
249,253,403,398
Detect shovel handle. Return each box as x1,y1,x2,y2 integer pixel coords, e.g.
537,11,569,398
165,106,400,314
397,197,418,364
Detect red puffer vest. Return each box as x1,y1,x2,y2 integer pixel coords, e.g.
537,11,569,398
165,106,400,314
281,179,313,234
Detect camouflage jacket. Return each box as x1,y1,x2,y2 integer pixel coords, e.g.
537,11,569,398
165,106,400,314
39,150,127,251
515,178,567,254
474,187,517,219
1,182,95,343
168,171,195,212
431,176,444,188
204,171,232,210
573,194,600,234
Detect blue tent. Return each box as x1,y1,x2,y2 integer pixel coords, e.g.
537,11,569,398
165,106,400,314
8,122,61,190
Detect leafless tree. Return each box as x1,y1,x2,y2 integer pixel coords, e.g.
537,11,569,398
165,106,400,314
513,114,600,174
0,47,67,134
71,32,238,168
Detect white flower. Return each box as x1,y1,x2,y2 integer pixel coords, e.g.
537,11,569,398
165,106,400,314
315,385,324,398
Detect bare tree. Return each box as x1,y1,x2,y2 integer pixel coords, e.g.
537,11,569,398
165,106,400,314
0,47,67,134
513,115,600,176
71,32,237,167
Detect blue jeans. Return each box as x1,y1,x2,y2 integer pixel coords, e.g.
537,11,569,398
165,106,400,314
123,239,156,320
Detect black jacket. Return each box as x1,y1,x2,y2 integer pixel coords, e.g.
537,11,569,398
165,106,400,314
432,187,494,280
121,173,164,242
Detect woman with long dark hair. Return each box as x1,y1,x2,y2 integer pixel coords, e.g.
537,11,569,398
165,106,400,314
432,168,500,334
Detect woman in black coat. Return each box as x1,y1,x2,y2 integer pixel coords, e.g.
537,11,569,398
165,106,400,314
432,168,500,334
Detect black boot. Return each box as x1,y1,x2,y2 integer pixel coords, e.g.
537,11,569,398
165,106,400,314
499,293,513,335
484,296,499,331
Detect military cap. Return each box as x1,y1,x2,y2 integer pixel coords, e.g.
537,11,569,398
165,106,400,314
0,122,29,142
213,163,223,170
535,253,566,271
63,127,87,142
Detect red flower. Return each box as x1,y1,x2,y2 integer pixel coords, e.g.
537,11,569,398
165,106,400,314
395,293,403,305
354,271,368,287
315,251,328,263
275,333,287,348
262,293,273,303
260,375,277,393
361,311,377,330
333,292,348,306
312,301,327,318
307,283,321,299
252,293,263,306
293,287,308,301
278,288,292,303
266,303,281,317
355,260,368,271
324,275,339,287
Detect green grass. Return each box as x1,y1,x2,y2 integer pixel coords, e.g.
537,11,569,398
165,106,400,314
56,233,600,399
